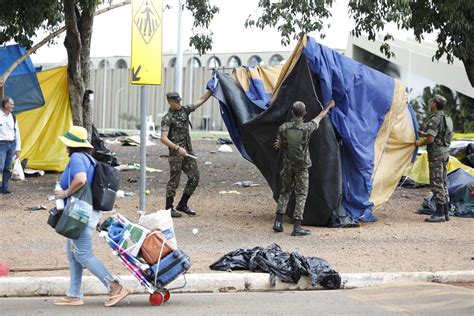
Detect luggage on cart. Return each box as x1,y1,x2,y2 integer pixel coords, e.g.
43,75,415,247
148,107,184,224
146,249,191,287
98,213,191,306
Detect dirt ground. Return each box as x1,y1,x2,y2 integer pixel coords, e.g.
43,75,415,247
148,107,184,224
1,138,473,278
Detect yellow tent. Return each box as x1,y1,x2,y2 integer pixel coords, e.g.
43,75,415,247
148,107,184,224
17,66,72,171
404,153,474,185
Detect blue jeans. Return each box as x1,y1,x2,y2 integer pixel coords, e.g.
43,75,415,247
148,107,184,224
66,227,116,298
0,141,15,191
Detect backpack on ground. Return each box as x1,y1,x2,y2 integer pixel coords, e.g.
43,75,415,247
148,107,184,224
442,114,454,147
85,154,120,212
286,124,307,165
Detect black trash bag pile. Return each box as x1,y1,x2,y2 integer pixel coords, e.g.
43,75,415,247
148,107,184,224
91,124,119,166
209,244,341,289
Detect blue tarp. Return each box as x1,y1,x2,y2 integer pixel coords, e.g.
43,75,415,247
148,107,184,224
302,37,394,221
0,44,44,113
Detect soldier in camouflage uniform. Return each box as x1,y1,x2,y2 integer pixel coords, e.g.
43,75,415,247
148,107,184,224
273,100,335,236
415,95,451,223
161,91,212,218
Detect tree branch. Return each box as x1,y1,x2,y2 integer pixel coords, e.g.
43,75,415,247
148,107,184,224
0,0,131,88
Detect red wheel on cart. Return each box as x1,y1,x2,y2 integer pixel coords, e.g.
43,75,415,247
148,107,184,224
163,289,170,302
149,292,164,306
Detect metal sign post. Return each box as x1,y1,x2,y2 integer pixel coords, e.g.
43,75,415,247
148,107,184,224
130,0,163,214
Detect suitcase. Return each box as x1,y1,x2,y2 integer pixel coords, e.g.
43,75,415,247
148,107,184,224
146,249,191,287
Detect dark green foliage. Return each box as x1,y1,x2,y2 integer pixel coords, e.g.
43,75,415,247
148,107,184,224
411,85,474,133
186,0,473,86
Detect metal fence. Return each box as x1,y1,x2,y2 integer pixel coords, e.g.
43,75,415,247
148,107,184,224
90,67,225,131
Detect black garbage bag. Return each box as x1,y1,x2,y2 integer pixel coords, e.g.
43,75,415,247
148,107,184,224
209,244,341,289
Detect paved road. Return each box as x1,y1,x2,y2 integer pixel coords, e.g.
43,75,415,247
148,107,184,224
1,282,473,315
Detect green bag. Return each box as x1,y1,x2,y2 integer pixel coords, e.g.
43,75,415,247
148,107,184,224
55,184,93,240
443,114,454,147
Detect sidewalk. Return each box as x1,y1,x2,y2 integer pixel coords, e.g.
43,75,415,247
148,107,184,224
1,270,473,297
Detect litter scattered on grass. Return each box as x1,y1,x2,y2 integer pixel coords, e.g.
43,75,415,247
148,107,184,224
24,205,47,211
219,190,241,195
116,190,135,198
216,137,233,145
233,181,260,187
115,164,162,173
217,144,233,153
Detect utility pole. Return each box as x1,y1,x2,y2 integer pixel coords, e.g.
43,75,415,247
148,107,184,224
175,0,183,95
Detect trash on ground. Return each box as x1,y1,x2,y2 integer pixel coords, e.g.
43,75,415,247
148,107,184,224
115,164,162,173
210,243,341,289
24,168,45,177
233,181,260,187
217,137,233,145
127,177,138,183
116,190,134,198
219,190,241,195
218,144,233,153
204,161,212,165
192,228,199,235
118,135,156,147
24,205,47,211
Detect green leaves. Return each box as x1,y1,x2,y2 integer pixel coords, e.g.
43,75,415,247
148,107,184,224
186,0,219,55
244,0,333,47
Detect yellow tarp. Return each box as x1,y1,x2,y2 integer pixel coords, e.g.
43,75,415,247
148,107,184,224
17,66,72,171
403,153,474,185
370,80,416,207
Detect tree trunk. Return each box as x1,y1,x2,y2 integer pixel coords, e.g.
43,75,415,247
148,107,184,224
79,9,94,135
462,57,474,88
63,0,84,127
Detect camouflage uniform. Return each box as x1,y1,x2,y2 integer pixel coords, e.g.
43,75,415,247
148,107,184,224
276,119,319,220
424,111,450,204
161,104,199,198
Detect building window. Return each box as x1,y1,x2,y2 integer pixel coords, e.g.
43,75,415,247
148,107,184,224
188,57,201,68
98,60,111,69
227,56,241,68
169,58,176,68
115,59,128,69
269,54,284,66
208,57,221,68
248,55,263,67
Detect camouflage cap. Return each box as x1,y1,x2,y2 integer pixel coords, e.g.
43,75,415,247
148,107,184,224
166,92,182,101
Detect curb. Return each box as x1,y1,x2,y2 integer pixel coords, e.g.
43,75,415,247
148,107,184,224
0,271,473,297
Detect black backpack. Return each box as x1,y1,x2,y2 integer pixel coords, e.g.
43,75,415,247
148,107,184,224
85,154,120,212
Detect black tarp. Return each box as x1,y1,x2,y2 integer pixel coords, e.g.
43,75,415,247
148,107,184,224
216,56,350,226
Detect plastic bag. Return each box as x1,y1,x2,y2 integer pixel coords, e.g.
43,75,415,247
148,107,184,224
210,243,341,289
11,159,25,181
139,209,177,246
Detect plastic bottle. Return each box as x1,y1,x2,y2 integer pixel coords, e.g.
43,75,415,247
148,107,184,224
55,182,65,210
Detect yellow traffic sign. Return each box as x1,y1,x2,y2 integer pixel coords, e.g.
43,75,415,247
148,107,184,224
130,0,162,85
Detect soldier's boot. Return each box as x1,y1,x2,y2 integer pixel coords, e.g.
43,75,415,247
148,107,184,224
425,203,446,223
291,220,311,236
444,203,450,221
273,212,284,233
176,193,197,216
166,196,182,218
